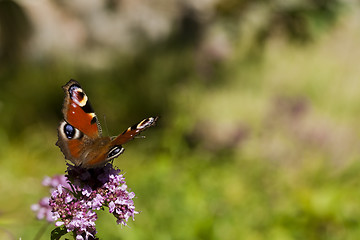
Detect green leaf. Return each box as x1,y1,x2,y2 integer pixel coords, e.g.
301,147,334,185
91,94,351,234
51,226,68,240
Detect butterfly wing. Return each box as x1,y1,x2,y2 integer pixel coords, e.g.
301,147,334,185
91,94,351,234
61,80,101,138
56,80,102,165
56,79,158,168
83,117,158,167
111,117,158,145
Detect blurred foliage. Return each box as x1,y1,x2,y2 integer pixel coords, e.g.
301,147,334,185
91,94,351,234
216,0,342,43
0,0,32,65
0,0,346,138
1,0,360,240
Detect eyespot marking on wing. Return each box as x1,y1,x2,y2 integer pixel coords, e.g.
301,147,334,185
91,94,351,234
68,83,95,115
137,117,157,129
59,121,83,140
125,117,158,134
106,145,124,160
69,84,87,107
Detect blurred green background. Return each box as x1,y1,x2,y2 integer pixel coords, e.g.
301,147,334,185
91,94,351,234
1,0,360,239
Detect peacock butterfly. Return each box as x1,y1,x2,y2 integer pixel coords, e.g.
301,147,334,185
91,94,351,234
56,79,158,168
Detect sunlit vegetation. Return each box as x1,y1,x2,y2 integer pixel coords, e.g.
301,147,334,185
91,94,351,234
1,0,360,239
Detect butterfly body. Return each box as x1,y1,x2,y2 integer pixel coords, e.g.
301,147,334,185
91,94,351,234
56,79,157,168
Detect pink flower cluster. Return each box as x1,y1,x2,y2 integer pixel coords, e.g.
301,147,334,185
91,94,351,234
32,163,138,240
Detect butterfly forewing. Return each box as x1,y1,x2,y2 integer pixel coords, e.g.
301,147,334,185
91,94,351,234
111,117,158,145
62,80,101,139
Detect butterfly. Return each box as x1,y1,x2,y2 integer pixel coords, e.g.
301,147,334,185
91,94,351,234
56,79,158,168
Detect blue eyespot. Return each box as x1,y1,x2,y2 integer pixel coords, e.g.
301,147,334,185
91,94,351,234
107,146,124,160
64,124,75,139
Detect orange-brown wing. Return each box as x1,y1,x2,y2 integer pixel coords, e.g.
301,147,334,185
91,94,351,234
56,120,119,168
84,117,158,167
83,117,158,168
56,80,158,168
56,120,86,166
56,80,101,165
61,79,101,138
111,117,158,145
